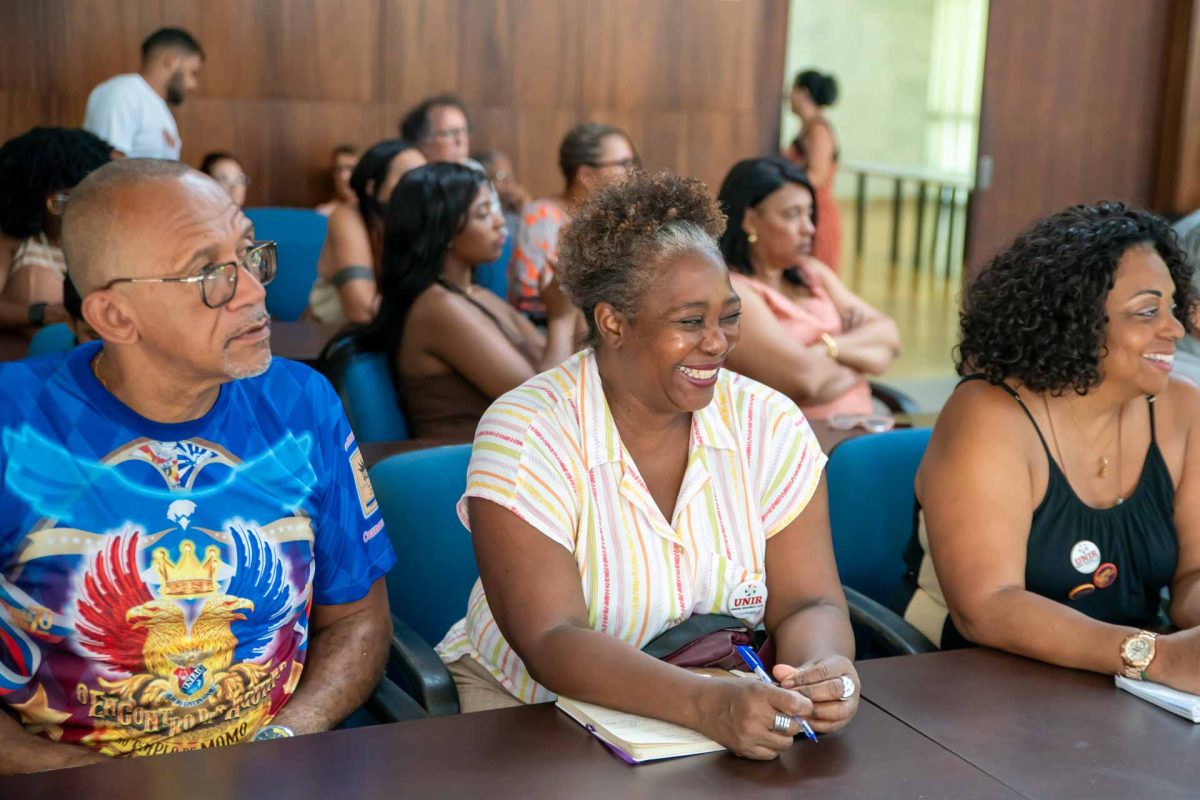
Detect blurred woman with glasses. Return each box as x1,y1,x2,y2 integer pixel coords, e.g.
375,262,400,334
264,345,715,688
352,163,578,440
0,127,112,333
200,151,250,207
508,122,638,321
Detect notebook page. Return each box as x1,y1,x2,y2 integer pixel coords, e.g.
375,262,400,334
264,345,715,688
558,698,718,746
1115,675,1200,723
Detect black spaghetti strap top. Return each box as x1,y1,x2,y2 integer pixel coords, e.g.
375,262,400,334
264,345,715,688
900,375,1177,649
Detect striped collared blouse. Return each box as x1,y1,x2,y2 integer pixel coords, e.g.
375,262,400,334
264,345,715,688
436,349,826,703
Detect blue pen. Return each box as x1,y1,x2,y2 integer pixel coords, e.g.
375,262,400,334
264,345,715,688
735,644,818,742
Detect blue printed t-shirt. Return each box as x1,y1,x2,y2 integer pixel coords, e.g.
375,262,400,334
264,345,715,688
0,342,395,757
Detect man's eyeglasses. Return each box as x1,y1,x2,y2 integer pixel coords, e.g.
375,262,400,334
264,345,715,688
216,174,251,188
429,126,470,141
585,157,639,171
102,241,277,309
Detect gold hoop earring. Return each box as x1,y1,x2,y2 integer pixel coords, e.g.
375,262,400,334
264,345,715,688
747,232,758,244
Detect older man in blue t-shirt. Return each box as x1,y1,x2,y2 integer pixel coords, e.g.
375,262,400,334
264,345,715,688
0,159,396,773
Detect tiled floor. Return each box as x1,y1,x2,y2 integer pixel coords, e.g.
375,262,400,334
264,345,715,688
833,197,963,412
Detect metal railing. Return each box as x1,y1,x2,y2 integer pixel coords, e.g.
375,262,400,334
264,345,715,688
840,161,974,282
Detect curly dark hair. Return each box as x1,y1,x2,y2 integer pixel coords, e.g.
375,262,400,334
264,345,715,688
0,127,112,239
957,200,1197,394
557,171,726,345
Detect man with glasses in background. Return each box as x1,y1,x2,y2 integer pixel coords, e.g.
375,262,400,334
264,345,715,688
399,94,473,165
0,160,395,773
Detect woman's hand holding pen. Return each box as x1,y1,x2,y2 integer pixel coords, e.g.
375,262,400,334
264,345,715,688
693,678,812,761
775,655,860,734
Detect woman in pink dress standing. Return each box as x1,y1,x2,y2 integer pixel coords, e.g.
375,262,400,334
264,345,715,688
717,156,899,420
784,69,843,273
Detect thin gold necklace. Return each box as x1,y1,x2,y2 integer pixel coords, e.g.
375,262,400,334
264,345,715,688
92,349,110,393
1042,394,1124,506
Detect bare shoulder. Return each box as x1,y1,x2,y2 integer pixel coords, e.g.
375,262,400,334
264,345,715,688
1152,375,1200,436
918,378,1042,499
327,203,362,232
928,379,1038,457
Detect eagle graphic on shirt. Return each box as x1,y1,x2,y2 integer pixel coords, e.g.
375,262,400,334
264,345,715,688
0,427,316,756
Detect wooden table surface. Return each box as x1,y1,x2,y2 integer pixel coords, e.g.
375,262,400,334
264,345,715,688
857,647,1200,799
0,700,1020,800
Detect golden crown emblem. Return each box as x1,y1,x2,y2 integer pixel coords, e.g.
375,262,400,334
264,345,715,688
151,541,222,597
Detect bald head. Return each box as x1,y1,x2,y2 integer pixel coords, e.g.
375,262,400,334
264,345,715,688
63,158,208,295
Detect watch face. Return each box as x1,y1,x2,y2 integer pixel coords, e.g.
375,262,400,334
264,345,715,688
1125,638,1151,661
253,725,294,741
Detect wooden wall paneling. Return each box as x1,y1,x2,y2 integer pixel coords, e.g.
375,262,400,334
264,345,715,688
579,0,679,112
0,92,54,139
966,0,1172,272
0,0,792,208
1155,0,1200,214
754,0,789,154
674,0,758,113
506,108,584,197
178,97,389,206
681,110,765,195
0,1,54,93
52,0,174,96
382,0,463,108
456,0,583,108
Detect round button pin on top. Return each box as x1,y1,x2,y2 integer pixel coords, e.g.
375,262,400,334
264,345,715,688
728,579,767,624
1070,540,1101,574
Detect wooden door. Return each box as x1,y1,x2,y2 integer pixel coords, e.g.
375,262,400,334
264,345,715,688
966,0,1174,274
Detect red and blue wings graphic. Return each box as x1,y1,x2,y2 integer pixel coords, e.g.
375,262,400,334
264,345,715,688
75,531,153,675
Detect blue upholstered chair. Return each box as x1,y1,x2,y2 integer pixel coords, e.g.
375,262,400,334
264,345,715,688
826,427,936,657
244,207,327,321
369,444,476,715
321,335,408,443
26,323,77,357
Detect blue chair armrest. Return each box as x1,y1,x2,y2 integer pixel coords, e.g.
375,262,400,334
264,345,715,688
843,585,936,656
869,381,921,416
387,615,460,716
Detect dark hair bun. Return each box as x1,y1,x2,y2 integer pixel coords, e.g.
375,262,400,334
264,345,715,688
795,70,839,107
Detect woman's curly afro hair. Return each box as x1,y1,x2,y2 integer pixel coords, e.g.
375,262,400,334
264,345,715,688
957,200,1197,395
557,170,726,345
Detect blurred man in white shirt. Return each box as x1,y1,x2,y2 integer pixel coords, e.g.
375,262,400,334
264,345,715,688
83,28,203,160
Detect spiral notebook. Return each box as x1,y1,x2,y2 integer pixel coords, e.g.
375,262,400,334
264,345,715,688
1114,675,1200,723
556,696,725,764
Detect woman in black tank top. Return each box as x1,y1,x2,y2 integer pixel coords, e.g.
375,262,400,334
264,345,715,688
899,201,1200,695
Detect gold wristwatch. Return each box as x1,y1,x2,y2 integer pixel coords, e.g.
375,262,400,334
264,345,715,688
1119,630,1157,680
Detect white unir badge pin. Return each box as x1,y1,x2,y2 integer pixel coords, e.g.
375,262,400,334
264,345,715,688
1070,540,1101,574
728,579,767,624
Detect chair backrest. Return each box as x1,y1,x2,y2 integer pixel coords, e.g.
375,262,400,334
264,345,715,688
826,427,932,605
26,323,77,357
244,207,328,321
368,444,478,645
323,335,408,442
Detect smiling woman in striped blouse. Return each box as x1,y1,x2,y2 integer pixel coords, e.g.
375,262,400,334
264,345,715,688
436,172,859,760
